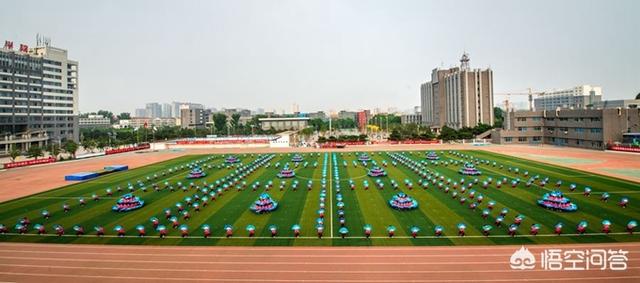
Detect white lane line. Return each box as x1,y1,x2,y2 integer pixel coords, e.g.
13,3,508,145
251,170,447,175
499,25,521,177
0,272,637,282
1,263,639,274
7,255,600,265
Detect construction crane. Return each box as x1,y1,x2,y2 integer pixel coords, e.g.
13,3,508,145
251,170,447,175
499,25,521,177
495,88,546,111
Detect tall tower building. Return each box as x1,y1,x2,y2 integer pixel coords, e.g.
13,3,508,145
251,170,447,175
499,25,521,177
420,53,494,131
0,38,79,152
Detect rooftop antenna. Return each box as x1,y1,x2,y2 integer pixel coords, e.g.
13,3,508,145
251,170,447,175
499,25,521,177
460,51,470,70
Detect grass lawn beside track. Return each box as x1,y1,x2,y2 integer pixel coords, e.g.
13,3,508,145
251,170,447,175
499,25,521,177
0,150,638,246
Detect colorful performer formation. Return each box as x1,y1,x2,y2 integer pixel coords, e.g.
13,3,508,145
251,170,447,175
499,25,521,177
358,153,371,162
224,156,240,164
291,154,304,163
277,166,295,178
388,192,419,210
186,166,206,179
111,194,145,212
367,167,387,177
249,193,279,214
537,190,578,212
459,162,482,176
426,151,440,160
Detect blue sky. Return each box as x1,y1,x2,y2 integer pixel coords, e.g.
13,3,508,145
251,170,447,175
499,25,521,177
1,0,638,114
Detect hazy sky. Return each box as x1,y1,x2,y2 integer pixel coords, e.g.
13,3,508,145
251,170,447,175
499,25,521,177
1,0,638,114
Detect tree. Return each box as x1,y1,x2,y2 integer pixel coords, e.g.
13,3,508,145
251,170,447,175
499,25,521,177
48,143,61,159
63,140,79,159
27,145,43,160
9,147,21,162
117,112,131,120
212,113,228,134
231,113,241,134
439,126,458,141
299,127,314,137
388,129,402,141
97,110,115,123
81,139,97,153
96,140,107,152
636,92,640,100
493,107,504,128
472,123,493,136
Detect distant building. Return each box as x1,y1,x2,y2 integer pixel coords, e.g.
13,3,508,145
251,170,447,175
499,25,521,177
127,117,177,129
337,110,357,121
259,117,310,131
307,111,328,121
534,85,602,111
401,114,423,125
79,115,111,129
180,108,211,129
172,101,203,118
491,108,640,150
161,103,172,118
145,102,161,118
134,108,147,117
591,99,639,109
420,53,494,131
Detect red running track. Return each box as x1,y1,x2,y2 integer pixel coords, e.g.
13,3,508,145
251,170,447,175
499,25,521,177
0,242,638,282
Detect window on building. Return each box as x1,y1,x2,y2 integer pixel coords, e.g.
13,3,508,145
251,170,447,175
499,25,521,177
518,137,527,142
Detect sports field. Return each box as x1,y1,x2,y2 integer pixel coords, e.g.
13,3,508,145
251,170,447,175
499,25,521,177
0,150,638,246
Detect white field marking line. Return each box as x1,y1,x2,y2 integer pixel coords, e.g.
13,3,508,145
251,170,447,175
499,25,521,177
0,233,320,239
564,191,640,195
10,255,640,265
0,273,637,283
29,196,118,199
0,232,637,240
1,263,639,274
329,153,334,238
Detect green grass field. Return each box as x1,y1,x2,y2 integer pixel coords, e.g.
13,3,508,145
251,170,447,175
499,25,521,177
0,150,639,246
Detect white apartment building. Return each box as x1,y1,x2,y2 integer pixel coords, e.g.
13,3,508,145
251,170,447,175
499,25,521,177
79,115,110,128
534,85,602,111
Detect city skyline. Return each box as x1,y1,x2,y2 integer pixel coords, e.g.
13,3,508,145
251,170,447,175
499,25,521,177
1,0,639,114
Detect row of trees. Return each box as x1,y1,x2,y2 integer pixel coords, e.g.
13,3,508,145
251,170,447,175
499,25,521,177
317,134,368,143
438,123,494,141
388,124,436,141
307,118,358,132
9,140,80,162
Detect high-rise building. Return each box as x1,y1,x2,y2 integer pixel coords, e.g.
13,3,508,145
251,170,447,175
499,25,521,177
0,39,79,153
180,108,211,129
172,101,203,118
534,85,602,111
161,103,172,118
134,108,147,117
420,53,494,131
145,102,162,118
